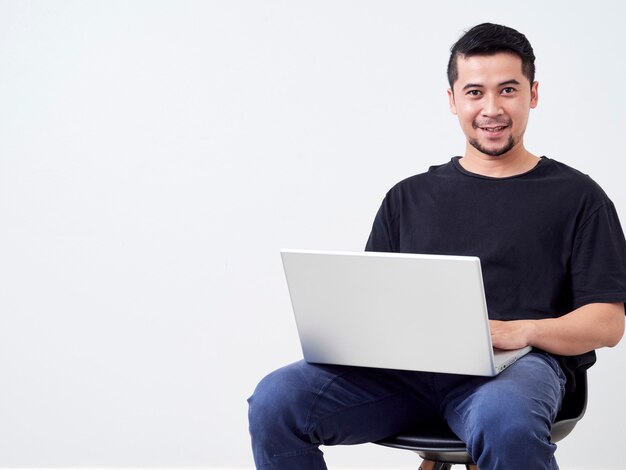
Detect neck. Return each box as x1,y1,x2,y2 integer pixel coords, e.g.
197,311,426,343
459,142,540,178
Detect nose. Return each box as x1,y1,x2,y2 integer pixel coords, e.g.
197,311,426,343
482,93,504,117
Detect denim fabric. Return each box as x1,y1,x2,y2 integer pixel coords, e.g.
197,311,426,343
248,352,566,469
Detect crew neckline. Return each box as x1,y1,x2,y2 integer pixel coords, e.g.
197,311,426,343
451,156,547,180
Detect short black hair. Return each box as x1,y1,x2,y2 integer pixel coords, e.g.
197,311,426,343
447,23,536,89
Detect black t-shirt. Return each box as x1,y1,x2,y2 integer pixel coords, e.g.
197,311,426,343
365,157,626,393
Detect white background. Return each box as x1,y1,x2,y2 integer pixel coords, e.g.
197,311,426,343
1,0,625,468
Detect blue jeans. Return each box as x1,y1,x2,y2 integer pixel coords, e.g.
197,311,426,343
248,352,566,469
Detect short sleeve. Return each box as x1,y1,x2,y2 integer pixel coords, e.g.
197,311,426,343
365,192,398,253
570,201,626,309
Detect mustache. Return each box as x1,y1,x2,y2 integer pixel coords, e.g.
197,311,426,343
473,119,512,129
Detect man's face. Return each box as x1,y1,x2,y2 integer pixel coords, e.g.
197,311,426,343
448,52,538,158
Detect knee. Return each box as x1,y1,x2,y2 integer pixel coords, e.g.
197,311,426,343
248,370,288,437
247,363,312,439
466,400,552,457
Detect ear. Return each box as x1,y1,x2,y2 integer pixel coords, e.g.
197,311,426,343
530,81,539,109
448,88,457,115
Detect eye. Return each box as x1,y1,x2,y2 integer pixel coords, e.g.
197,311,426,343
466,89,482,97
502,87,516,94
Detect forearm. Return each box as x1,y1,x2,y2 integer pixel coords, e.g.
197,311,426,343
490,302,625,356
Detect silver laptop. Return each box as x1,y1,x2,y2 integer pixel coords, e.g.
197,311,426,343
281,249,531,376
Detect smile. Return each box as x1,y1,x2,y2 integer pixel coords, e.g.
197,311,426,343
480,126,508,132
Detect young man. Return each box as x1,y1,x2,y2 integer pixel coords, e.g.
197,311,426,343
248,23,626,469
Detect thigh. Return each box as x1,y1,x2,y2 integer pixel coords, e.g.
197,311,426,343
446,353,565,422
441,352,566,466
249,360,441,446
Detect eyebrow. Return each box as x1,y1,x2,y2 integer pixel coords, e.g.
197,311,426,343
462,79,521,90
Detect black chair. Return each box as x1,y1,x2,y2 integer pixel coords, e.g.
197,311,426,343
376,371,588,470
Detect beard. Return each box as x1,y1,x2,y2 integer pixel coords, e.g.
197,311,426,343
469,134,516,157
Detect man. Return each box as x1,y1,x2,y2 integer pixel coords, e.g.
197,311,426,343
248,23,626,469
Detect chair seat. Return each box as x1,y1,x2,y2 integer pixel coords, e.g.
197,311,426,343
377,418,576,465
380,424,465,452
377,424,472,464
